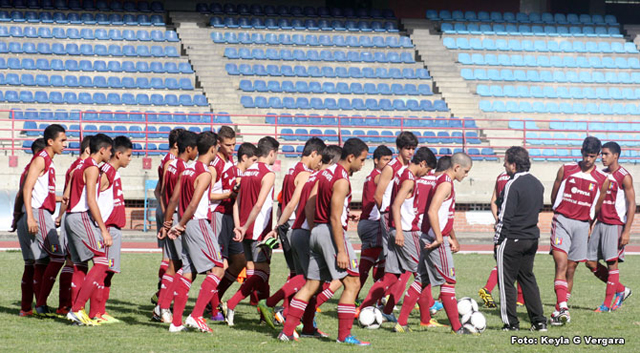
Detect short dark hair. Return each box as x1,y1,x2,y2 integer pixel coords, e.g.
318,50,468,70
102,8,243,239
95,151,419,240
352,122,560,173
113,136,133,153
373,145,393,160
89,133,113,154
602,141,621,157
197,131,218,155
341,138,368,160
302,137,326,157
396,131,418,150
412,147,437,169
505,146,531,173
321,145,342,165
169,128,184,148
237,142,258,161
31,138,46,154
582,136,602,155
43,124,65,144
435,155,451,172
80,135,92,152
218,126,236,141
178,131,198,154
257,136,279,157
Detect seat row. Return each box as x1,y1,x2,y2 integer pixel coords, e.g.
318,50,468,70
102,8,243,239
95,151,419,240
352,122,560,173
0,11,165,25
280,128,480,145
480,100,640,115
14,108,232,123
1,90,207,106
0,57,193,73
525,132,640,147
426,10,618,26
529,149,640,162
478,85,640,100
441,23,621,37
443,37,638,53
224,47,415,63
226,63,431,79
240,80,432,96
509,119,640,132
458,53,640,69
1,0,164,12
462,68,640,84
0,73,194,90
199,3,395,19
241,95,447,111
210,16,398,32
0,26,178,41
211,31,413,48
0,41,180,56
265,114,475,128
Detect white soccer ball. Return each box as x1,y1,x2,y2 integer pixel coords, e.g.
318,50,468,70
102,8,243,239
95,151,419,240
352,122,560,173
461,311,486,333
358,306,383,329
463,323,478,333
457,297,479,316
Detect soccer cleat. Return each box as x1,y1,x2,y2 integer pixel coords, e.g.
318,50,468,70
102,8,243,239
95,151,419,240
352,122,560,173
354,307,361,319
185,315,213,333
530,322,548,332
152,305,162,322
277,331,298,342
420,318,449,328
549,308,570,326
611,287,632,311
161,309,173,323
478,288,496,308
516,301,524,307
19,310,33,317
456,326,478,334
394,323,412,333
430,301,443,316
337,335,370,346
56,307,70,316
210,312,225,322
594,304,610,313
151,292,159,305
381,312,397,323
257,299,277,330
274,309,285,325
169,324,188,333
35,305,55,318
300,328,329,338
225,307,235,326
78,309,98,326
501,324,519,331
355,298,362,308
101,313,121,324
92,315,109,325
66,311,85,325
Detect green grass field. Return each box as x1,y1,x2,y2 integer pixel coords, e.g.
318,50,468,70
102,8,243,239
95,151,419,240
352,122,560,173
1,251,637,352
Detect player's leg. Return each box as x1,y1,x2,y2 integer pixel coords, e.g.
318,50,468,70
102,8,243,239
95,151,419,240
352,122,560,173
280,279,320,339
93,227,122,323
154,204,169,304
397,279,422,328
57,258,74,314
215,213,246,300
425,234,463,333
385,231,421,319
34,209,66,315
516,239,546,330
497,238,522,330
337,275,369,345
357,220,383,296
550,215,571,318
16,214,39,316
358,228,401,310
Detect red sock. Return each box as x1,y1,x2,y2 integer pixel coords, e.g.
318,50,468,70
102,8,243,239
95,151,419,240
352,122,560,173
158,260,169,281
605,270,619,307
441,284,461,331
71,264,88,305
337,304,356,341
192,273,221,318
593,263,626,292
359,273,398,309
36,258,65,307
33,263,47,303
266,274,305,307
484,267,498,292
210,289,220,316
372,262,385,282
301,296,317,334
554,279,568,309
257,271,270,301
216,271,237,299
21,263,35,312
359,248,382,290
89,282,105,318
316,283,336,308
417,284,434,324
283,298,307,336
172,275,192,326
59,264,74,309
156,274,175,309
517,282,524,304
99,272,113,316
383,271,412,314
227,270,267,310
72,263,109,312
398,281,421,326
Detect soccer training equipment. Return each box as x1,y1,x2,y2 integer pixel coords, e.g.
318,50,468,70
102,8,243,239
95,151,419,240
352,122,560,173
35,305,55,318
225,306,235,326
169,324,188,333
257,299,277,330
611,287,632,311
19,310,33,317
455,326,476,334
358,306,383,329
274,307,285,325
185,315,213,333
549,308,570,326
277,331,299,342
152,305,162,322
457,297,479,316
478,288,496,308
430,301,443,315
393,323,412,333
461,311,486,333
337,335,371,346
381,312,397,323
420,318,449,327
210,312,225,322
594,304,610,313
257,237,280,250
161,309,173,323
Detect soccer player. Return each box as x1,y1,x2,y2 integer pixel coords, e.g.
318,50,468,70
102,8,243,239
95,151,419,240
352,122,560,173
549,136,607,326
153,131,199,323
17,126,66,317
418,152,473,334
162,131,225,333
225,136,279,325
357,145,393,295
11,137,46,233
152,128,183,304
91,136,133,323
65,133,114,325
587,141,634,312
278,138,370,346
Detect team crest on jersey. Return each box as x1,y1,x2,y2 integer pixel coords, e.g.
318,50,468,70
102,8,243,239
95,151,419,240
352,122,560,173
555,237,562,246
50,244,58,253
351,259,358,269
97,241,103,249
449,268,455,277
108,258,115,268
588,183,595,191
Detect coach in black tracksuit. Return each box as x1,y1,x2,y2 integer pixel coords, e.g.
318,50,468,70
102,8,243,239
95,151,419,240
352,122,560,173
495,146,547,331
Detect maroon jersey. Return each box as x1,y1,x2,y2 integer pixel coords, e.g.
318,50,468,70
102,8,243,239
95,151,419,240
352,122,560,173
389,168,418,231
291,171,321,230
598,166,630,225
495,171,510,197
415,171,437,227
421,173,455,236
380,158,406,214
281,162,312,214
157,153,175,187
209,155,236,214
179,161,211,220
360,168,381,221
68,158,100,213
23,150,57,213
217,160,238,215
99,163,126,229
238,162,274,241
552,163,607,221
163,159,187,207
315,163,351,231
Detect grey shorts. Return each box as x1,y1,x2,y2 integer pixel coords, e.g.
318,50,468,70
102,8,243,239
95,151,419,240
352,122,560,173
380,213,391,258
587,222,625,263
385,228,421,275
106,227,122,273
181,219,223,275
162,213,182,261
417,231,456,286
307,224,359,282
357,219,383,250
550,213,589,262
280,222,296,271
17,209,63,261
290,228,311,276
59,213,69,254
65,212,106,264
156,204,164,248
242,239,271,264
213,212,244,259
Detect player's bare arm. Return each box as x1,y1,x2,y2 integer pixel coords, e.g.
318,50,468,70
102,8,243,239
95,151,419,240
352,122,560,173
56,175,74,227
490,184,499,222
391,179,414,247
208,166,231,201
275,171,311,228
594,179,611,216
85,166,112,247
172,172,212,239
304,183,319,230
550,166,565,205
11,175,28,232
235,172,275,241
331,179,350,269
232,189,241,236
426,181,452,250
22,156,45,235
159,166,172,210
373,165,393,209
449,229,460,253
161,173,182,240
621,174,635,247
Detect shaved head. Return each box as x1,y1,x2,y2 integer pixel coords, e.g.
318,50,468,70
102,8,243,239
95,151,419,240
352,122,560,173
451,152,472,168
